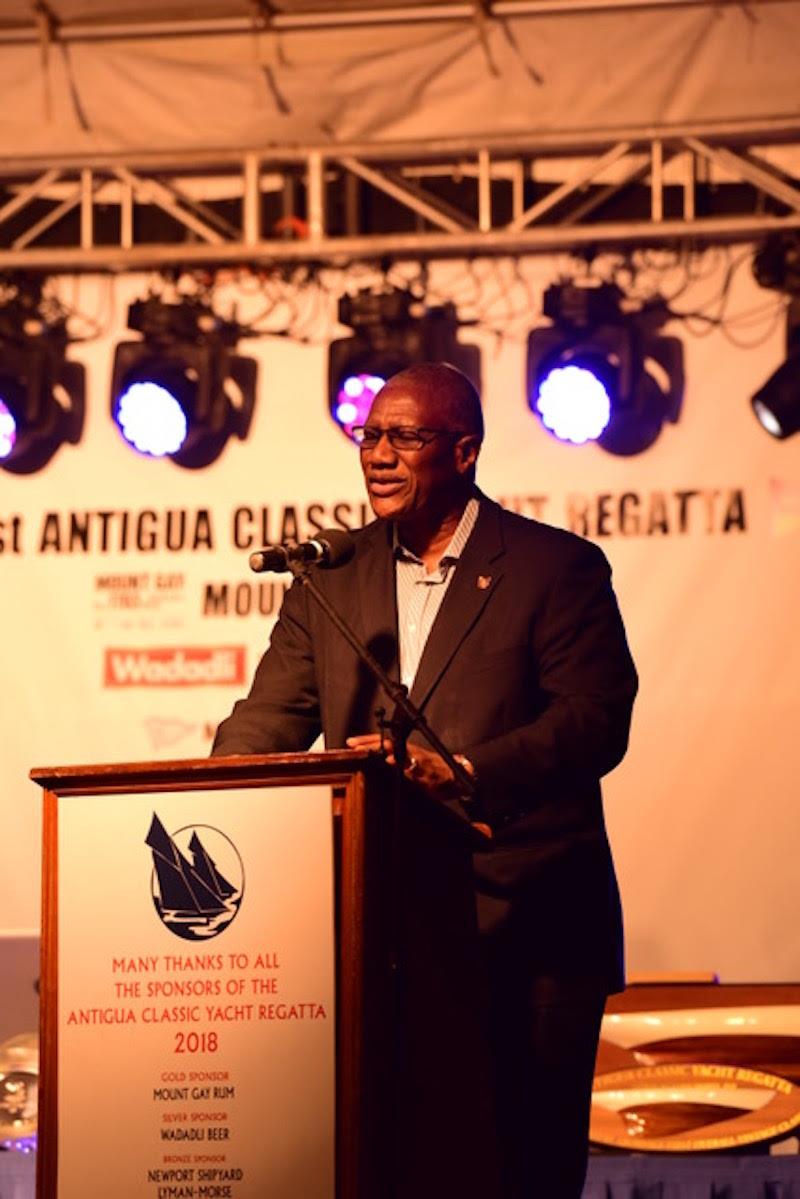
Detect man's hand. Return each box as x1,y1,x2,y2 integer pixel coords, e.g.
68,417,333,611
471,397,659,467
346,733,492,838
346,732,458,794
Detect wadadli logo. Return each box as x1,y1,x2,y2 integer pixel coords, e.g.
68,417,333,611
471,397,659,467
105,646,246,687
146,813,244,941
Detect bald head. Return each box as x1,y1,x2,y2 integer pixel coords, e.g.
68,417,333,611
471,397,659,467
377,363,484,443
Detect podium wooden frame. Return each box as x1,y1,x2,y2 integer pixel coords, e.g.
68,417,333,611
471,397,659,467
31,750,396,1199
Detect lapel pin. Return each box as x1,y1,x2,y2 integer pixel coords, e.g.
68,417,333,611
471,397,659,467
477,575,492,590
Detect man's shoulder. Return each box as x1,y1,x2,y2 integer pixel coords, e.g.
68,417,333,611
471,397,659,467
318,518,390,575
349,517,390,552
487,496,607,568
351,516,385,540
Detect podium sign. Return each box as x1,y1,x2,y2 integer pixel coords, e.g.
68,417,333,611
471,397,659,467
32,753,396,1199
56,784,334,1199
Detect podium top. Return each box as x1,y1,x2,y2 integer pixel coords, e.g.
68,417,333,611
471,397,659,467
30,750,490,848
30,749,380,794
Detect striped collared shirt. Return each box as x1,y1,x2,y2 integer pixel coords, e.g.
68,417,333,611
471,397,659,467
394,495,480,691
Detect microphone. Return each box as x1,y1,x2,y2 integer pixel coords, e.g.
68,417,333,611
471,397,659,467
249,529,355,574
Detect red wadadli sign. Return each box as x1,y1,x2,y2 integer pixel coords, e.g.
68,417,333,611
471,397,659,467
104,647,246,687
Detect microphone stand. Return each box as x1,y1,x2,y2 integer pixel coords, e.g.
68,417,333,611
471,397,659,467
290,559,486,1198
289,559,482,818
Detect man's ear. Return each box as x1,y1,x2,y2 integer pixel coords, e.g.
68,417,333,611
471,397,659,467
455,435,481,475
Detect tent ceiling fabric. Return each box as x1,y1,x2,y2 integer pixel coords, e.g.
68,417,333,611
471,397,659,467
0,0,514,29
0,2,799,159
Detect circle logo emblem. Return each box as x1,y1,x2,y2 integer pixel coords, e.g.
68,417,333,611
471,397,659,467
146,812,244,941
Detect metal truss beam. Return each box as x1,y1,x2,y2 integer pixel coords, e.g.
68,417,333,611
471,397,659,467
1,121,800,271
3,0,794,44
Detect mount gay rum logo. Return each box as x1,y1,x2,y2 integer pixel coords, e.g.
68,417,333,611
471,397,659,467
104,646,246,687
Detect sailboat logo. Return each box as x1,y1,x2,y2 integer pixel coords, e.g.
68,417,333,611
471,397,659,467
146,812,244,941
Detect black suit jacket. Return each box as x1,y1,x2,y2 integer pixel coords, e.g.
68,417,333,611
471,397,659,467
213,495,637,992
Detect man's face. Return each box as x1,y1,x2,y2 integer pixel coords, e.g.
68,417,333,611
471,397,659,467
360,380,476,523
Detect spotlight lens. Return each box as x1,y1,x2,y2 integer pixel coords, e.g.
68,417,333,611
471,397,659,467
753,398,783,438
335,400,358,424
536,365,612,444
116,381,188,457
335,373,386,439
0,399,17,460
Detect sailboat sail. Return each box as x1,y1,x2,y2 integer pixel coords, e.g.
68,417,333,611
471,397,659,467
189,830,236,899
146,813,230,916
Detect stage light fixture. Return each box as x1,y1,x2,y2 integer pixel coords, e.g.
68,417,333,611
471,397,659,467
328,289,480,440
750,304,800,440
334,372,387,434
0,289,85,475
751,243,800,440
752,354,800,439
110,296,257,468
526,283,684,456
536,363,612,445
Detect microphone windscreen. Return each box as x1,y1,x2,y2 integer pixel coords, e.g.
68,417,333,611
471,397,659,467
249,545,289,573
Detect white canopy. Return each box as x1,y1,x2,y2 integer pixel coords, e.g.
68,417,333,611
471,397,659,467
1,1,799,159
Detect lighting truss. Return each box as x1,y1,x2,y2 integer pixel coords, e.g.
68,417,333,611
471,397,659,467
1,120,800,270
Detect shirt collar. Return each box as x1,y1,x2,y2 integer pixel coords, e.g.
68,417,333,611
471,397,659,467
394,494,480,567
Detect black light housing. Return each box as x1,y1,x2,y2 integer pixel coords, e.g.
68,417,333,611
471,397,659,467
328,288,480,440
751,240,800,440
526,283,684,456
110,296,257,469
0,292,85,475
750,303,800,440
751,354,800,439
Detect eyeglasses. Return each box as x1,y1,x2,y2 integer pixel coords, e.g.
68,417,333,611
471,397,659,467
352,425,468,451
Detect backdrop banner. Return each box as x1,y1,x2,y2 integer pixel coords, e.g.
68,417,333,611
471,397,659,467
2,256,799,985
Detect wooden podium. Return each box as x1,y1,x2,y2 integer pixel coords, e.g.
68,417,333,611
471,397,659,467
32,751,490,1199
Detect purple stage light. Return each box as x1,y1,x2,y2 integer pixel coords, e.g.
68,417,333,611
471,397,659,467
334,373,386,440
1,1134,37,1154
115,381,188,457
535,364,612,445
0,398,16,460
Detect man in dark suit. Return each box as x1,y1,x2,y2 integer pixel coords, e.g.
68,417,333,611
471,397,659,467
213,362,637,1198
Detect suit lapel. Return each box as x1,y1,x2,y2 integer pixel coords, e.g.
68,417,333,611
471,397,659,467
409,497,505,709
